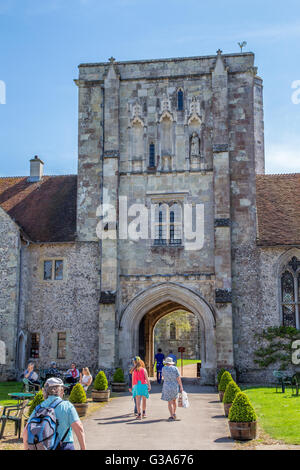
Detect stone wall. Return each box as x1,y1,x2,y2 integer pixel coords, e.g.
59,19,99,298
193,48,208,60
0,208,20,380
19,242,101,375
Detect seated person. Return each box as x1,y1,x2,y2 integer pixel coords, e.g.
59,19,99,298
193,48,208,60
79,367,93,392
23,362,40,391
47,361,61,378
65,363,80,390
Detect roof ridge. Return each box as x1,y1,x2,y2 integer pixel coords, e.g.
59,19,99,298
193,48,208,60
0,174,77,179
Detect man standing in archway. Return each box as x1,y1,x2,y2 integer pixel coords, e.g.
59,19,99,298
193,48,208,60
154,348,165,384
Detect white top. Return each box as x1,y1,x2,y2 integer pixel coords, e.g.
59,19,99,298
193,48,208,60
81,374,92,384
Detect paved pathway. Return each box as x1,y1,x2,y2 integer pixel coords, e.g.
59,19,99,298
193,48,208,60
76,383,233,450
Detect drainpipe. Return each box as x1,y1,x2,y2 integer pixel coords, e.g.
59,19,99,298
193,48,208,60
15,240,28,377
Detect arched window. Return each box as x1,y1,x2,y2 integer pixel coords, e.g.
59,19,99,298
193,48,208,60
170,322,176,340
149,143,155,168
281,256,300,328
177,89,184,111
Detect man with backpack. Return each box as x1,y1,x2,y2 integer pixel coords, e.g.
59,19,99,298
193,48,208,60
23,377,86,450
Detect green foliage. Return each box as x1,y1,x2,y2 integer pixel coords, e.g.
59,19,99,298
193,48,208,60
218,371,233,392
254,326,300,370
113,368,125,383
228,392,257,423
223,380,241,404
69,383,87,404
28,390,44,416
93,371,108,391
217,368,226,384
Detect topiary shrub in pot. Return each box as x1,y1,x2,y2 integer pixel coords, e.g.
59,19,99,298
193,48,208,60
228,392,257,440
222,380,241,417
216,368,226,388
69,383,88,417
218,371,233,402
26,390,44,421
92,371,110,402
111,368,127,393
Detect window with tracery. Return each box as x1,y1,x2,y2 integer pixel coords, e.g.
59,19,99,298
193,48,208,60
281,256,300,328
153,202,182,246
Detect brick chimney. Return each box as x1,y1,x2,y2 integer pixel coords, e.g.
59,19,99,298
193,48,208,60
28,155,44,182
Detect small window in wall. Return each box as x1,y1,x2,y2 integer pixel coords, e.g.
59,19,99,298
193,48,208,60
170,322,176,340
30,333,40,359
43,260,64,281
177,89,184,111
57,332,66,359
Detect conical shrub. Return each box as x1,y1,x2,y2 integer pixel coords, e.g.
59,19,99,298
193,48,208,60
113,368,125,383
223,380,241,404
228,392,257,422
28,390,44,416
217,368,226,384
218,371,233,392
69,383,87,404
93,371,108,391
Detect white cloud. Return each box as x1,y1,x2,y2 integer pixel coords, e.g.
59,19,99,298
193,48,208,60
266,143,300,174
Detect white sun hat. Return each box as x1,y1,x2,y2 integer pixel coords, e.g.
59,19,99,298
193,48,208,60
164,357,176,365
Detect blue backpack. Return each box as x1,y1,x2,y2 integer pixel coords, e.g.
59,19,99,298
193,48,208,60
27,398,69,450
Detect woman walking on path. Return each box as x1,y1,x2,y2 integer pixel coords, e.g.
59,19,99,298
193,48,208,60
132,358,151,420
161,357,183,421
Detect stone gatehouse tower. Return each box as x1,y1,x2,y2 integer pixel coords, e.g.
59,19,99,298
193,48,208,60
74,50,263,383
4,50,295,385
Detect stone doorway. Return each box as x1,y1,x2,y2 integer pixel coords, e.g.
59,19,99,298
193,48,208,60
119,282,217,384
138,305,201,376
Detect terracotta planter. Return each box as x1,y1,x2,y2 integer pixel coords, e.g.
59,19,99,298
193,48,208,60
91,389,111,402
111,382,127,393
73,402,88,418
224,402,232,417
229,421,257,441
219,391,224,402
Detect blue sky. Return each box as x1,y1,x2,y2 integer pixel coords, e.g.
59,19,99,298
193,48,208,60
0,0,299,176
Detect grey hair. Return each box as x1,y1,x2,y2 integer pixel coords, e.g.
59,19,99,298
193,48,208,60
43,384,64,399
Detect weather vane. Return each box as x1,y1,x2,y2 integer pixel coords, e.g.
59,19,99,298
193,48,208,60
238,41,247,52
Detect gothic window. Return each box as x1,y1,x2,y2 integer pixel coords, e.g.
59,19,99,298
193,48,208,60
177,89,184,111
149,143,156,168
30,333,40,359
170,322,176,340
281,257,300,328
153,203,182,246
57,332,66,359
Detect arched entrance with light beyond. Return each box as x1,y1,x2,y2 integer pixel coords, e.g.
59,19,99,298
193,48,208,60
119,283,217,383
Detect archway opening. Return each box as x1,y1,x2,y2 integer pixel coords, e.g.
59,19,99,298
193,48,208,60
137,301,202,377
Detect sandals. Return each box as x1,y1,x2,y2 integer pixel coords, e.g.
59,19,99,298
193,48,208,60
136,413,142,420
142,411,147,418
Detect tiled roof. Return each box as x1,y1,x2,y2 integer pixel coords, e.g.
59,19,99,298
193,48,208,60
0,175,77,242
256,173,300,246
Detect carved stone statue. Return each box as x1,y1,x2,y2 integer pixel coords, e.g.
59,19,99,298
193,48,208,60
190,132,200,157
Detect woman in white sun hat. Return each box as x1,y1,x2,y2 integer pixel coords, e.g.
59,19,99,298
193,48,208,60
161,356,183,421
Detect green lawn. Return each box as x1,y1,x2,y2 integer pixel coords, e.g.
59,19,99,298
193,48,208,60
177,359,201,367
0,381,24,407
154,359,201,372
243,386,300,445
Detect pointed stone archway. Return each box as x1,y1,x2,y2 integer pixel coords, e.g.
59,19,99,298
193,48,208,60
118,283,217,384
